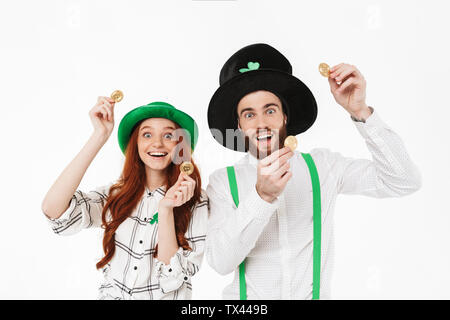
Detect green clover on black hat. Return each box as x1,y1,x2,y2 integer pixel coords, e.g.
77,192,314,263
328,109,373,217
207,43,318,152
118,101,198,154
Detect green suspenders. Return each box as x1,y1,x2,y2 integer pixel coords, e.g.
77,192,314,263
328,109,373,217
226,152,322,300
226,165,248,299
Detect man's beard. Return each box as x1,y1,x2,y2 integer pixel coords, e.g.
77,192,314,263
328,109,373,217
245,125,288,160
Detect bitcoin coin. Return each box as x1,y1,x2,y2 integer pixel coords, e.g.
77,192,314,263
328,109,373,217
110,90,124,103
319,63,330,78
284,135,298,152
180,161,194,175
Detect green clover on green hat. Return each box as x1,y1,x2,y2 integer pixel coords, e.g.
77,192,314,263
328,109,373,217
117,101,199,154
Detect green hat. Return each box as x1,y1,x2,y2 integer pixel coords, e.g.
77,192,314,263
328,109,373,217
117,101,199,154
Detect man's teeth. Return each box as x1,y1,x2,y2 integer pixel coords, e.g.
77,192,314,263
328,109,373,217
257,134,273,141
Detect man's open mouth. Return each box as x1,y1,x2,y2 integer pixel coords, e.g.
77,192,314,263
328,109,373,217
256,133,273,142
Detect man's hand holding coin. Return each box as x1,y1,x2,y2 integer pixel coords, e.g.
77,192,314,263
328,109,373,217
255,147,294,203
327,63,372,120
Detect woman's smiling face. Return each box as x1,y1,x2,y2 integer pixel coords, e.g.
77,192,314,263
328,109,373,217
137,118,180,172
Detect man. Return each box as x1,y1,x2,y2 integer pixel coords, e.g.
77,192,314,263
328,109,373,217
205,43,421,299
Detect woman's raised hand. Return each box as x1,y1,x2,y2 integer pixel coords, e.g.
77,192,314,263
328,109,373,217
89,96,116,139
159,173,196,210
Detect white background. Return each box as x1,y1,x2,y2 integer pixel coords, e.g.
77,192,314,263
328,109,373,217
0,0,448,299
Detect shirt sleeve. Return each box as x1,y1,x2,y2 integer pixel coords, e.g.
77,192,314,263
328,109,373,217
312,107,422,198
45,183,113,236
153,190,209,294
205,168,280,275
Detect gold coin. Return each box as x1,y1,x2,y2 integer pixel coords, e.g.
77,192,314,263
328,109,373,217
318,63,330,78
110,90,124,103
284,135,298,152
180,161,194,175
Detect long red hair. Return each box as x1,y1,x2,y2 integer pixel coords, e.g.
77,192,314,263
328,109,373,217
96,120,202,269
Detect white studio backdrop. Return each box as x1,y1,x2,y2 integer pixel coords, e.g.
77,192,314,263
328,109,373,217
0,0,448,299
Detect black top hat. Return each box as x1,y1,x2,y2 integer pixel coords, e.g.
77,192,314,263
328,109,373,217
207,43,318,151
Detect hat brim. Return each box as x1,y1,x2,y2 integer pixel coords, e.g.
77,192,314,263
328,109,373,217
208,69,317,152
118,103,198,154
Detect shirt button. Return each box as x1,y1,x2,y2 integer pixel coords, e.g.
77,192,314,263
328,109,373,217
134,266,137,270
168,268,172,272
144,218,147,222
184,276,188,281
139,240,143,244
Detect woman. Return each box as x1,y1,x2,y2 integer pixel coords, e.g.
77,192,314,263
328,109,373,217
41,96,208,300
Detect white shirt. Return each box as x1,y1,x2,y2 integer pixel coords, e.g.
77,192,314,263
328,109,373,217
46,184,208,300
205,108,422,300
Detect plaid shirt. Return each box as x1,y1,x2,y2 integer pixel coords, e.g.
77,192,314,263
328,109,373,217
47,184,208,300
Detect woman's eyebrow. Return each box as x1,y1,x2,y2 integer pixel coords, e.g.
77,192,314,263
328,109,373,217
140,125,176,131
140,125,151,131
